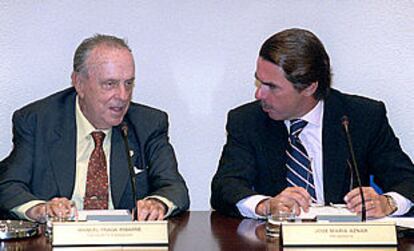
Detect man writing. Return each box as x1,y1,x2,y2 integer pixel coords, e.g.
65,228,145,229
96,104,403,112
211,28,414,219
0,34,189,221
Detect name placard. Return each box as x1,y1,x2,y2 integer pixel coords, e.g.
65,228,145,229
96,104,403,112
281,222,397,246
52,221,168,246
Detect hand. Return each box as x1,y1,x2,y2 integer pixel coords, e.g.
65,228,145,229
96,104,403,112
344,187,391,218
255,187,311,216
26,203,47,223
135,198,167,221
27,197,76,222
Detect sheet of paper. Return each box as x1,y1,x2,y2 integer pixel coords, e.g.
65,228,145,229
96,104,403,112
298,204,357,219
371,216,414,229
77,209,131,222
297,205,414,228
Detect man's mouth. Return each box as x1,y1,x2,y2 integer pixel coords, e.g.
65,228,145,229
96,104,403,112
261,102,272,112
109,105,125,113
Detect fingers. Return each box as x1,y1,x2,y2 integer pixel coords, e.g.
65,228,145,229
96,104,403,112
27,203,48,222
255,199,271,216
47,197,77,219
27,197,77,222
344,187,388,218
355,197,385,218
365,195,390,218
256,198,292,217
264,187,311,216
281,187,311,212
344,187,374,211
136,199,167,221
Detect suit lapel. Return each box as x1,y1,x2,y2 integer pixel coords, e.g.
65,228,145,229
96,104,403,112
110,124,139,208
261,117,289,187
48,92,77,198
322,92,351,203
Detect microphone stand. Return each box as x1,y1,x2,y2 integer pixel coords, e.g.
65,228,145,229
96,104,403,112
121,123,138,221
342,116,366,222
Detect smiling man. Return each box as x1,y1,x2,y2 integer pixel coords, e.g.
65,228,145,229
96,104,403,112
0,34,189,222
211,28,414,219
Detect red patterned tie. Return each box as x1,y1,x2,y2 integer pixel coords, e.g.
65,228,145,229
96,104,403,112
83,131,109,210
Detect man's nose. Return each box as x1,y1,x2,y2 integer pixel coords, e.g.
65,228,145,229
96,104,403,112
116,83,130,100
255,86,266,100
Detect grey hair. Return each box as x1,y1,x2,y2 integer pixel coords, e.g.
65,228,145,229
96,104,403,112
73,34,131,76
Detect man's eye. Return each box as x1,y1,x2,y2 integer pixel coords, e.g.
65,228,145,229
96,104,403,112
125,81,135,88
102,82,116,90
269,85,277,90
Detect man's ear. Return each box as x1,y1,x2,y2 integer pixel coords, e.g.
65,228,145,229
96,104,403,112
71,72,84,98
303,81,318,97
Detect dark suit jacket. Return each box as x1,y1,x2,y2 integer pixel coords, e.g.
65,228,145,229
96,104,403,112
0,87,189,216
211,89,414,217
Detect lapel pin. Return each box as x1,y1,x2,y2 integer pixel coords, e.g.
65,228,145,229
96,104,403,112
129,150,134,157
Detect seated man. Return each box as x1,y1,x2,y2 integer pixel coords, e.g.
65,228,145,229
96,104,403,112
211,28,414,219
0,34,189,222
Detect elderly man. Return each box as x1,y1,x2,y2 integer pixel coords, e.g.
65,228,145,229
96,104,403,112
0,34,189,221
211,28,414,219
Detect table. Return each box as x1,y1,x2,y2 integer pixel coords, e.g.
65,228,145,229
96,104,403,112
1,211,414,250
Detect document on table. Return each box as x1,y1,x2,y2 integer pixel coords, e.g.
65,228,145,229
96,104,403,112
298,204,357,220
77,209,132,222
298,205,414,228
372,216,414,229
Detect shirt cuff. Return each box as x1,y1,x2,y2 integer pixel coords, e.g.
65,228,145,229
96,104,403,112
384,192,413,216
236,195,270,219
11,200,46,221
145,195,177,218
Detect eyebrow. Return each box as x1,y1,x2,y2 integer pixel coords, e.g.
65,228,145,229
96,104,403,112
101,78,120,83
254,73,277,88
101,77,135,83
126,77,135,82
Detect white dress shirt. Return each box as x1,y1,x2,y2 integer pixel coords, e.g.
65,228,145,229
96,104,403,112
236,101,412,219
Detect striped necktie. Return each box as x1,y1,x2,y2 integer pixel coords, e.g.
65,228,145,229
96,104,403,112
285,119,316,202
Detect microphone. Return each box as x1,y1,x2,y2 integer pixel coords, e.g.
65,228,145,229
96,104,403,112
341,115,366,222
121,122,138,221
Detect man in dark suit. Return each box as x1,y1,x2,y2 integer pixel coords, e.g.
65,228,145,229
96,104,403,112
0,34,189,222
211,28,414,219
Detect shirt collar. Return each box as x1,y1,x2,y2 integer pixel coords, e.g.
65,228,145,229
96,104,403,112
75,95,111,140
285,100,324,128
301,100,324,127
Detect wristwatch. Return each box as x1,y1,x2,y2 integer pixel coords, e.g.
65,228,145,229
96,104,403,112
384,195,398,215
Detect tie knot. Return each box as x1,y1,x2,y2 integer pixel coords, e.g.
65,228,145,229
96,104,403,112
290,119,308,136
91,131,105,147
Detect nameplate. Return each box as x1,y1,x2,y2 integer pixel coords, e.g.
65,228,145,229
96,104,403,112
52,221,168,246
281,222,397,246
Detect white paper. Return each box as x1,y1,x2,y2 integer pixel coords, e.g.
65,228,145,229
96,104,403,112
298,204,357,220
77,209,131,221
372,216,414,229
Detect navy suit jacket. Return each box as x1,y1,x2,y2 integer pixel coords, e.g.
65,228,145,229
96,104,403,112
0,87,189,216
211,89,414,217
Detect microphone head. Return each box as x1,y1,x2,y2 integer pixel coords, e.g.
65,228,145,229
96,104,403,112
121,122,128,137
341,115,350,127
